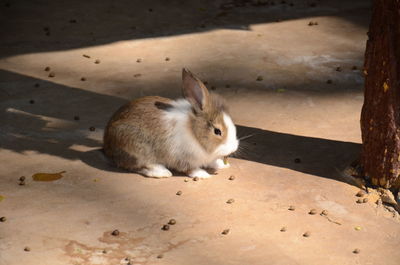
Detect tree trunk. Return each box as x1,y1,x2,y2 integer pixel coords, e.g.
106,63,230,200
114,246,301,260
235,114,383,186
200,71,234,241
360,0,400,189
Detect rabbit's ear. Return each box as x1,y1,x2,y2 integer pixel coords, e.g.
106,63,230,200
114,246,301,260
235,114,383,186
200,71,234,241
182,68,210,112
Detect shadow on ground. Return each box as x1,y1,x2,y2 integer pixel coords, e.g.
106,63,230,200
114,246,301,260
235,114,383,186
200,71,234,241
0,69,361,182
0,0,370,58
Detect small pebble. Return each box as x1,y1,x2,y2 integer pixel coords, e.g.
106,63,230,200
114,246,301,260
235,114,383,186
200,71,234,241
309,209,317,215
157,254,164,259
226,199,235,204
356,190,366,197
0,216,6,222
356,199,363,204
336,66,342,72
303,231,311,237
362,197,369,203
176,191,182,196
184,179,189,182
80,77,86,81
280,226,287,232
326,79,332,84
314,21,318,25
83,54,91,58
229,175,235,180
24,247,31,252
133,73,142,78
320,210,328,216
193,177,199,181
19,176,26,182
29,100,35,104
162,224,170,231
74,116,80,121
94,59,101,64
308,21,315,26
19,181,25,186
221,229,230,235
165,57,170,61
168,219,176,225
44,66,50,71
136,58,142,63
48,72,55,78
111,230,119,236
256,76,263,81
288,205,296,211
89,126,95,131
353,248,360,254
102,250,107,254
294,158,301,163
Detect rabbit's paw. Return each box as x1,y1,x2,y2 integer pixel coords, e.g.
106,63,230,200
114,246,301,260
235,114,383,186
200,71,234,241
140,164,172,178
208,158,230,170
188,168,211,179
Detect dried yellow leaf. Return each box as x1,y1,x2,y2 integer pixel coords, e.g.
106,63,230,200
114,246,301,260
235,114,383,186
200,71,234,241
32,171,65,181
383,82,389,92
354,226,362,231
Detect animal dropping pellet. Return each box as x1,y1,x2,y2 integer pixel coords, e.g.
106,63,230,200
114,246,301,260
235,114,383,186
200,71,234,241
24,247,31,252
193,177,199,181
280,226,287,232
221,229,230,235
303,231,311,237
309,209,317,215
157,254,164,259
94,59,101,64
353,248,360,254
111,230,120,236
162,224,170,231
136,58,142,63
0,216,6,222
256,76,263,81
48,72,55,78
226,198,235,204
320,210,328,216
168,219,176,225
83,54,91,58
288,205,295,211
356,199,363,204
356,190,366,197
80,77,86,81
19,176,26,181
229,175,235,180
44,66,50,71
362,197,369,203
176,191,182,196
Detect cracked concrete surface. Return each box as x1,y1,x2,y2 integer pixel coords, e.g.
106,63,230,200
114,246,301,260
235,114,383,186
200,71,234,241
1,1,400,265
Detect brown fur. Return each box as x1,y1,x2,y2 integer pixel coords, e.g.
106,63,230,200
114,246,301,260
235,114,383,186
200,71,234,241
103,68,231,174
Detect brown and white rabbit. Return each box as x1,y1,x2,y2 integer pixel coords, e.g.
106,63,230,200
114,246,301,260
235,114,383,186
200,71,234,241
103,68,239,178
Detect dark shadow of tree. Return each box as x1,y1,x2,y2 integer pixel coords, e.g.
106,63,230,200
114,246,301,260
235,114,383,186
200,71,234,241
0,0,371,58
0,69,361,181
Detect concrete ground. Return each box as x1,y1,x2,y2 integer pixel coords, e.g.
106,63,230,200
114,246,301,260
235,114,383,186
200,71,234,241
1,0,399,264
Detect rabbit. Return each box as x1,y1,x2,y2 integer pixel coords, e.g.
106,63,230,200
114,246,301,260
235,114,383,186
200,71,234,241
103,68,239,178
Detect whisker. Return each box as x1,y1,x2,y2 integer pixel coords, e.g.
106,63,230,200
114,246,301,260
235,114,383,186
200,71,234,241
238,133,258,141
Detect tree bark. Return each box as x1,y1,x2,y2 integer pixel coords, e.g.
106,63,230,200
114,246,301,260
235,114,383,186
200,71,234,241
360,0,400,189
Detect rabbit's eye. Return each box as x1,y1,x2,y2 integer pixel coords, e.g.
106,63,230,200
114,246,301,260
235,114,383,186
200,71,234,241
214,128,222,136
